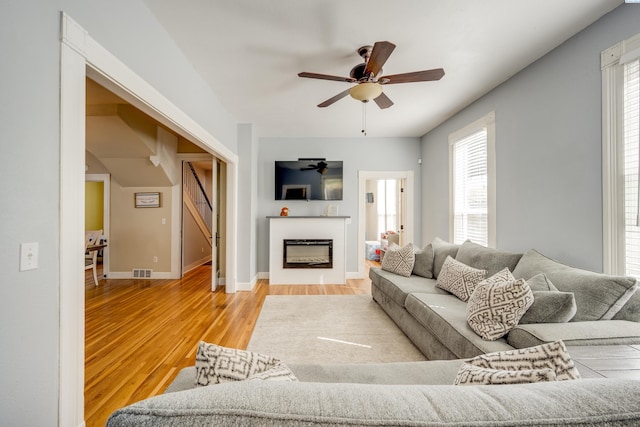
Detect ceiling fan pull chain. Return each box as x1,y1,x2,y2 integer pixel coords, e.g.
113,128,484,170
361,102,367,136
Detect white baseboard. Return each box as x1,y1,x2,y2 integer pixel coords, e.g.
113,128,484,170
184,256,212,274
256,271,363,283
235,274,257,291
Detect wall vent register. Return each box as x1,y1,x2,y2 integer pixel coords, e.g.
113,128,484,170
283,239,333,269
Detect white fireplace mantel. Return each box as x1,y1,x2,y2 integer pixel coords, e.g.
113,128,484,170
268,216,350,285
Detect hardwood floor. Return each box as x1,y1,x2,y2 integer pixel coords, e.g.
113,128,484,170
85,262,374,427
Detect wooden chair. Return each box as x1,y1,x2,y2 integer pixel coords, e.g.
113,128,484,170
85,230,103,286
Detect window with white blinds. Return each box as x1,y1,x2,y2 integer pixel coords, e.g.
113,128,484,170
623,59,640,277
602,32,640,277
449,112,496,247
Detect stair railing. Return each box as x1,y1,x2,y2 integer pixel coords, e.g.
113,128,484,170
183,162,213,233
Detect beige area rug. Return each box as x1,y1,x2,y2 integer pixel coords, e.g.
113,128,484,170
246,295,427,364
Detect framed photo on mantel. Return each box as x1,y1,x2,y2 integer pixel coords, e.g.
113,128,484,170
135,192,161,208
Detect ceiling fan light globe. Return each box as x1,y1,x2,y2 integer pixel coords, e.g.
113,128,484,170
349,82,383,102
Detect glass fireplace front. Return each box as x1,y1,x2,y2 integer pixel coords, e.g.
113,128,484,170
283,239,333,269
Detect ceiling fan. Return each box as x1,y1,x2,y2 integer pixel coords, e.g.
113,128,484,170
298,41,445,109
300,160,328,174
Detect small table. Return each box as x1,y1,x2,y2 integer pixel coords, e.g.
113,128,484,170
567,345,640,380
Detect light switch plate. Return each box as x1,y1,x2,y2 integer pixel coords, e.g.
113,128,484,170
20,242,39,271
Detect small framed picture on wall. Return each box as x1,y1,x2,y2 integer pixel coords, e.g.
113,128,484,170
135,192,161,208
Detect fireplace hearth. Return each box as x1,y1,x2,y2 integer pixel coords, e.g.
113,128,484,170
283,239,333,269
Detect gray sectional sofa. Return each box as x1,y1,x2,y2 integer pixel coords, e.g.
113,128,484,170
370,238,640,360
107,360,640,426
106,239,640,426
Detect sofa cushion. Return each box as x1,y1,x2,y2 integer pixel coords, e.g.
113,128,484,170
405,293,513,358
466,271,534,341
455,240,522,277
526,273,558,291
520,291,577,324
369,267,446,307
381,243,415,277
454,363,557,386
512,249,638,321
436,256,487,302
195,342,297,386
465,340,581,381
412,244,434,278
507,320,640,348
614,290,640,322
431,237,460,278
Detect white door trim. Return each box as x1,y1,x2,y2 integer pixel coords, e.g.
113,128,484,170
60,12,238,426
357,170,414,278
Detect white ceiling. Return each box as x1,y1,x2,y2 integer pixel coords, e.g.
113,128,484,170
144,0,622,138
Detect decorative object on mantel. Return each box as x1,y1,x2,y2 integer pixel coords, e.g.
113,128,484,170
326,204,338,216
280,207,289,217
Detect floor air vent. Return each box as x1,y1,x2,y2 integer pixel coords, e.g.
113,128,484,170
132,269,153,279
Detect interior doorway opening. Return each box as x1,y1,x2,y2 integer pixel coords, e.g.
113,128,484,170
357,171,414,278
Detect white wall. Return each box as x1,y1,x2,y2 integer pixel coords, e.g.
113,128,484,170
257,137,422,274
421,4,640,272
0,2,237,425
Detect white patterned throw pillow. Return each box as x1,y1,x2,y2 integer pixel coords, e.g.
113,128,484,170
195,342,298,386
435,256,487,301
466,271,534,340
454,363,557,385
381,243,416,277
465,340,581,381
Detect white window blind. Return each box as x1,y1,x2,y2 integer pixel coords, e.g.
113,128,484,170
451,129,489,246
623,59,640,277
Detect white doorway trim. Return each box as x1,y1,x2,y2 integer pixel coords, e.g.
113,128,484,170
85,173,110,278
357,170,414,279
60,13,238,426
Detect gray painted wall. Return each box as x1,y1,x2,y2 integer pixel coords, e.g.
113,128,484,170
421,4,640,272
257,137,422,274
0,2,237,425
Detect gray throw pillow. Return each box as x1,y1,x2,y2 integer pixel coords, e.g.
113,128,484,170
520,291,577,324
526,273,559,291
412,244,434,278
432,237,461,278
455,240,522,277
512,249,638,321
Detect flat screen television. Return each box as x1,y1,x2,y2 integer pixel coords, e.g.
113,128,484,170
275,160,343,201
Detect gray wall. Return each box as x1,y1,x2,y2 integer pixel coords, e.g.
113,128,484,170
257,137,422,274
0,2,237,425
421,4,640,272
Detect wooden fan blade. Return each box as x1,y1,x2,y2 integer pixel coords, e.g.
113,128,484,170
380,68,445,84
298,72,356,83
373,92,394,109
365,41,396,78
318,89,351,108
